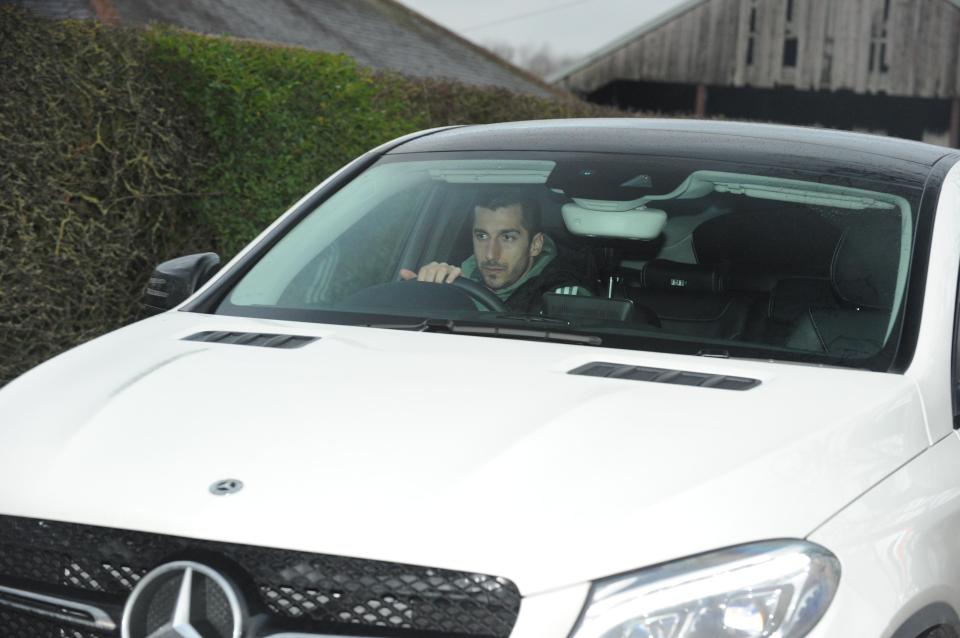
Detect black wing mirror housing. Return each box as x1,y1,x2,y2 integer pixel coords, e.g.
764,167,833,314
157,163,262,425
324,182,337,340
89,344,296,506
142,253,221,315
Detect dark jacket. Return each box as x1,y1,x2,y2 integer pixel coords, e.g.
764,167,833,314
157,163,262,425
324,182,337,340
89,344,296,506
503,257,591,314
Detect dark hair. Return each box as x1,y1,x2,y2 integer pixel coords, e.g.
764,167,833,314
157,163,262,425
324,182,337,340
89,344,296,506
474,193,542,237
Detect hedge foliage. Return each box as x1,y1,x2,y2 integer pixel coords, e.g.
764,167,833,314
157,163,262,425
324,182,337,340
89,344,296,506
145,28,419,256
143,28,619,257
0,8,627,385
0,8,211,386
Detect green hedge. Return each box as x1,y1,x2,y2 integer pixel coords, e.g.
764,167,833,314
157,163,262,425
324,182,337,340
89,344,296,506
0,8,628,385
144,27,619,257
145,28,420,256
0,9,211,386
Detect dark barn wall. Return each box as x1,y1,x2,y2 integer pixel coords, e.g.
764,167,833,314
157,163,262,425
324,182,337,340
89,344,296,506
707,85,953,141
589,80,700,113
586,79,952,143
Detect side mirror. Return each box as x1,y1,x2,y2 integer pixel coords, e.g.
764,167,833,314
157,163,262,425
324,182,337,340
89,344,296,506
142,253,221,315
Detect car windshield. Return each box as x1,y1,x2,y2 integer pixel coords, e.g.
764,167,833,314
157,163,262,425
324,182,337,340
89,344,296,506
217,151,921,370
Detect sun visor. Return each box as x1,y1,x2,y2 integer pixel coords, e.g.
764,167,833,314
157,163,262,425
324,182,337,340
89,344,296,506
561,203,666,240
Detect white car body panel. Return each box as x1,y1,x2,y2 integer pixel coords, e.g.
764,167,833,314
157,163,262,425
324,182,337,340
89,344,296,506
507,584,591,638
0,311,932,595
804,432,960,638
796,162,960,638
2,129,960,638
904,162,960,444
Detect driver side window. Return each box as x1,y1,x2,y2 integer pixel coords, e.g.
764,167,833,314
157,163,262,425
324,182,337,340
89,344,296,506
278,186,426,307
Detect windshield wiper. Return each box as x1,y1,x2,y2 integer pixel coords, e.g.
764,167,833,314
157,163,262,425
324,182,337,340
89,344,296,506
368,318,602,346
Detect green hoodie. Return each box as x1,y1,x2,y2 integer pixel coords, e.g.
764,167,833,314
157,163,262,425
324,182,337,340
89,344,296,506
460,235,559,302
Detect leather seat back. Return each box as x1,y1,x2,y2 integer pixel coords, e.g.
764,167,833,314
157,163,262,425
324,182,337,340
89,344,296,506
786,214,902,356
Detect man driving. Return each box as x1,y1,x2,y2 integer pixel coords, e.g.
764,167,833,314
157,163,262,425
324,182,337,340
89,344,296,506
400,193,590,313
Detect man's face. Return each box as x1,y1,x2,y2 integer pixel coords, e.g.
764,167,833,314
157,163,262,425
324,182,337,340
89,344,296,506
472,204,544,290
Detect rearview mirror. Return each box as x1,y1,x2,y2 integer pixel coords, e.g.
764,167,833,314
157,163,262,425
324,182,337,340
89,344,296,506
142,252,221,315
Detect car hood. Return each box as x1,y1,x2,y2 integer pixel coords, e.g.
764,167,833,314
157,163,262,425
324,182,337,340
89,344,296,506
0,312,929,595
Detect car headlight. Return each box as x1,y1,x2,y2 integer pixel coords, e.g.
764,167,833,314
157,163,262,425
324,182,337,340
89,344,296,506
570,540,840,638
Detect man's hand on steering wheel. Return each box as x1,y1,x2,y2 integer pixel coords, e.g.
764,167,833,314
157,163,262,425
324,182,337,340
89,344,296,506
399,263,506,312
400,262,462,284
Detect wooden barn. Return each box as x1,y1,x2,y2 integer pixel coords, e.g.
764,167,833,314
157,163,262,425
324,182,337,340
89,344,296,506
551,0,960,145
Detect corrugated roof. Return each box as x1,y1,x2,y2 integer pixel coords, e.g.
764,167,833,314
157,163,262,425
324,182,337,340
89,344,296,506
112,0,562,97
6,0,93,19
5,0,561,97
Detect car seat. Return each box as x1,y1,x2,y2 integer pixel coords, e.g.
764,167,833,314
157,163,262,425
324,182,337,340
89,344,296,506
786,214,901,356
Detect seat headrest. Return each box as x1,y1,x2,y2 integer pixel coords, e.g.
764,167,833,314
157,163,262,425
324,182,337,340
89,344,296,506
832,215,901,310
641,259,724,294
692,209,842,278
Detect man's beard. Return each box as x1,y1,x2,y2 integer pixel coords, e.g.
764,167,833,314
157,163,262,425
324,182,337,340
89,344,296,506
480,260,511,289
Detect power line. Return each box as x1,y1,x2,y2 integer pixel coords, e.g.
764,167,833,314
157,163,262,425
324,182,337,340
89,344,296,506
461,0,598,33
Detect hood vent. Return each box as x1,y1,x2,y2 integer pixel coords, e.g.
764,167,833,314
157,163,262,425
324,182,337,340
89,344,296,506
184,331,318,349
570,362,760,391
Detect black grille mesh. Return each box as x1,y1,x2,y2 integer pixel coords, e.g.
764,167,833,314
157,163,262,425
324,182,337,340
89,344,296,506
0,515,520,637
0,608,106,638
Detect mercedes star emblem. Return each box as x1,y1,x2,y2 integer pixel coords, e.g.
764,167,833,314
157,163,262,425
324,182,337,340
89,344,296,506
209,478,244,496
121,561,245,638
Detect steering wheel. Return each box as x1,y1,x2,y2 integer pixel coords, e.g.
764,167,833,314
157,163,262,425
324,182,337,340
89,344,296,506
451,277,506,312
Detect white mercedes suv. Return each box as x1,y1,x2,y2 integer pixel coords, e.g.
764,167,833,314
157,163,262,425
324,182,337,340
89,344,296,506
2,119,960,638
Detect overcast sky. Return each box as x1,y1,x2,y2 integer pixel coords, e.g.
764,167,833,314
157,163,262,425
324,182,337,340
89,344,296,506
395,0,691,58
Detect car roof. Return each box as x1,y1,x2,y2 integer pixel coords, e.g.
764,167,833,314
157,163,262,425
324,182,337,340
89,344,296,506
388,119,958,185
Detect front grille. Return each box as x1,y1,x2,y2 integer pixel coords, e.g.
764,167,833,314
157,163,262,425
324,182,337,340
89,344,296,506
0,515,520,637
0,607,105,638
0,607,107,638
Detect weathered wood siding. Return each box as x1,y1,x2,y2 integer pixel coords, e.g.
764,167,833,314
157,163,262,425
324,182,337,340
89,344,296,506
558,0,960,98
557,0,742,94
